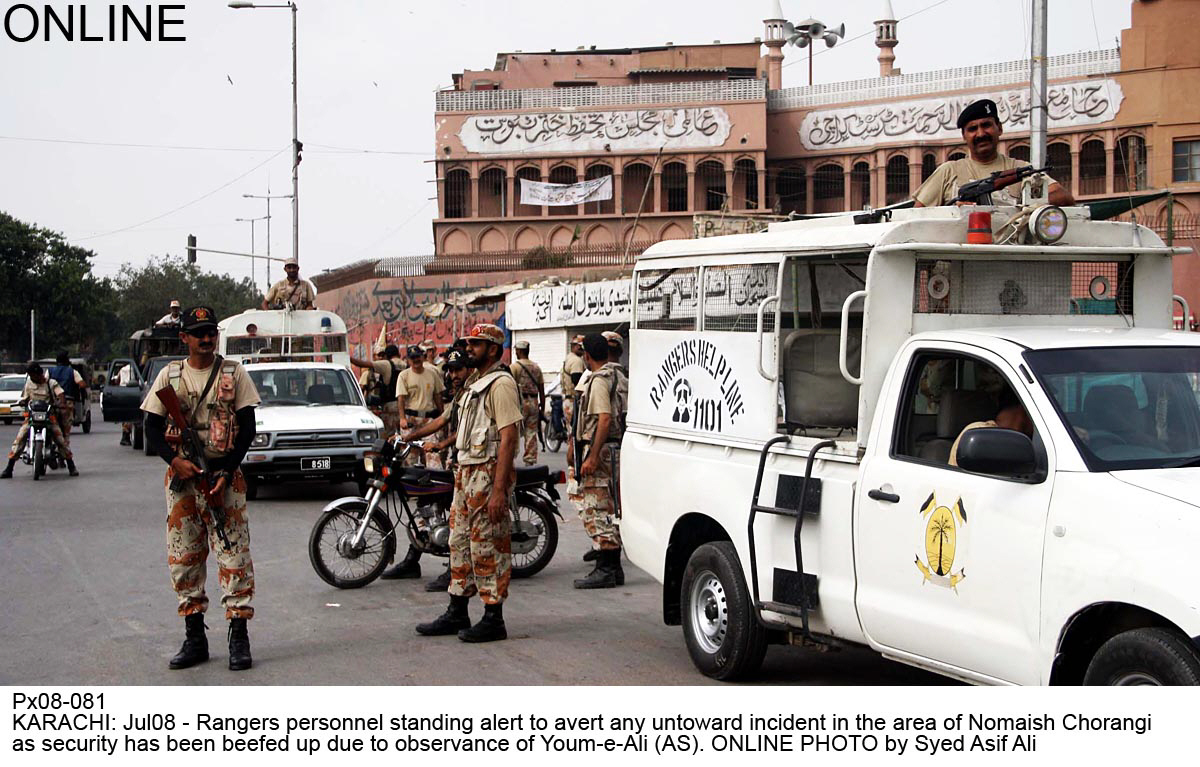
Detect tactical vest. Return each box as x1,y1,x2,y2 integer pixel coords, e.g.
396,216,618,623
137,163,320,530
49,365,79,400
379,360,401,405
454,369,511,466
577,364,628,445
167,357,240,455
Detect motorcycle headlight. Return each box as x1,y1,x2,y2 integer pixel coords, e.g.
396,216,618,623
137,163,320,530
363,454,376,474
32,411,47,422
251,433,270,448
357,429,378,445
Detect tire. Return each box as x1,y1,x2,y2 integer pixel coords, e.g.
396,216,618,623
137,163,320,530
546,429,563,453
82,412,91,434
1084,628,1200,686
3,419,12,425
308,503,397,589
33,442,44,480
132,423,144,451
681,541,768,681
510,493,558,579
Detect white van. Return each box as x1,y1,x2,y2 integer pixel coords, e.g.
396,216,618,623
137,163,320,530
219,309,350,368
621,202,1200,685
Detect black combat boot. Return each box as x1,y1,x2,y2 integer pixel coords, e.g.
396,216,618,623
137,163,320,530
424,563,452,592
227,617,252,671
457,602,507,643
380,546,422,580
574,548,620,589
582,548,598,563
119,431,131,446
168,613,209,670
415,594,471,636
67,459,78,477
0,458,15,478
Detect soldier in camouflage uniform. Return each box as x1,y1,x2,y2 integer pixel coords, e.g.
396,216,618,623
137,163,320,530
561,334,585,429
415,324,522,642
510,339,545,466
569,333,627,588
2,363,77,478
143,307,261,671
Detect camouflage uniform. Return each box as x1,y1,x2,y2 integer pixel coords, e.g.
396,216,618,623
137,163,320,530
570,365,625,551
165,465,254,619
7,378,73,461
447,459,512,604
511,359,543,466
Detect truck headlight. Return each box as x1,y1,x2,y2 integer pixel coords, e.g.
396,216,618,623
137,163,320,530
357,429,378,445
1029,204,1067,244
251,433,270,448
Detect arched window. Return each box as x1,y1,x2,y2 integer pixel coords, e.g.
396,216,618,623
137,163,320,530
1079,139,1106,195
1047,142,1072,192
1116,135,1147,192
921,153,937,182
622,162,653,214
548,165,578,216
774,165,806,215
734,159,758,210
947,151,966,162
696,159,726,211
584,163,614,215
1009,144,1030,163
661,161,688,212
515,166,542,216
478,167,506,218
813,163,844,214
443,168,470,219
885,155,910,204
850,161,871,209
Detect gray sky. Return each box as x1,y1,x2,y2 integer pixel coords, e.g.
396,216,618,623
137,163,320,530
0,0,1131,289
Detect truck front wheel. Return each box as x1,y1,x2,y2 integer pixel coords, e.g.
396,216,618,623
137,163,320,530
681,542,767,681
1083,628,1200,685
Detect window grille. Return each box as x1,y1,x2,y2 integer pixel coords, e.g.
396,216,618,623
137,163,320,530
1079,140,1106,195
437,79,764,113
1116,135,1147,192
886,156,910,204
636,268,699,330
1048,142,1072,191
813,164,844,213
914,259,1134,316
703,264,778,332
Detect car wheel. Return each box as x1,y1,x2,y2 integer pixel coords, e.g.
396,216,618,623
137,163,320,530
680,541,767,681
1084,628,1200,686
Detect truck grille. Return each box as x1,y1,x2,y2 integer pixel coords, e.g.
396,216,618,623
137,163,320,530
275,431,356,448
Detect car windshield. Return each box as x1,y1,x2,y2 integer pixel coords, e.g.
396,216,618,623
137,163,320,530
249,368,361,407
1,378,24,391
1025,346,1200,471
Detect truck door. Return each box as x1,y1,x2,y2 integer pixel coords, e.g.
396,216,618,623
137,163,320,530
855,345,1054,684
101,358,144,423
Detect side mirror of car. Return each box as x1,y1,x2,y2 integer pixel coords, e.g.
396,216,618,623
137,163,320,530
956,428,1037,476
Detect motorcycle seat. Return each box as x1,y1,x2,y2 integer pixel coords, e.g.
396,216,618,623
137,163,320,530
514,465,551,486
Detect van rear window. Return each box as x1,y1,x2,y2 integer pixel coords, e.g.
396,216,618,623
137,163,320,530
635,268,698,330
703,264,778,332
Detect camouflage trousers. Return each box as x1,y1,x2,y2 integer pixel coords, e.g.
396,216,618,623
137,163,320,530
8,416,72,461
520,397,539,466
404,415,442,470
381,402,401,439
58,405,74,444
447,460,511,604
164,466,254,620
570,482,621,551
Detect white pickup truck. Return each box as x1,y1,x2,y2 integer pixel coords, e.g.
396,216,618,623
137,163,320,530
621,201,1200,685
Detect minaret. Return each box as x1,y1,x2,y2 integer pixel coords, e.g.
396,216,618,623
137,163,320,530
763,0,786,90
875,0,899,77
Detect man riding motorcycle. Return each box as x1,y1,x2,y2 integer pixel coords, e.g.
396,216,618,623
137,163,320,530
2,362,78,478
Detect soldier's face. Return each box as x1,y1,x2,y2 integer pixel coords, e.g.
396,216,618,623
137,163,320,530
182,328,218,355
465,339,492,368
285,265,299,280
449,367,469,386
963,117,1001,161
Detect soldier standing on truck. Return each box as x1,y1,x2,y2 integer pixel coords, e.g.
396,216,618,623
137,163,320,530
568,333,627,589
261,259,316,310
913,99,1075,208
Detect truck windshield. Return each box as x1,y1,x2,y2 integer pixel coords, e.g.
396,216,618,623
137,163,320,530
249,368,361,407
1025,347,1200,471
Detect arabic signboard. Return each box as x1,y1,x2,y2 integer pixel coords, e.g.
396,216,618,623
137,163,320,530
799,79,1123,151
459,107,732,154
506,279,633,330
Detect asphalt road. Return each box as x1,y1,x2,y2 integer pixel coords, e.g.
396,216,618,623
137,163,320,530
0,419,947,686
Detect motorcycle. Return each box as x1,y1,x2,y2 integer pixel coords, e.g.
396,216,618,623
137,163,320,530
308,438,564,589
21,401,62,480
544,392,569,453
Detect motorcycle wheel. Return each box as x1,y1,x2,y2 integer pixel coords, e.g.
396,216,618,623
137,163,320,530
33,442,44,480
308,503,396,589
546,430,563,453
510,493,558,579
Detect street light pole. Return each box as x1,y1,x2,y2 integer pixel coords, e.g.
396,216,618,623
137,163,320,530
235,215,269,288
245,190,291,287
229,1,300,266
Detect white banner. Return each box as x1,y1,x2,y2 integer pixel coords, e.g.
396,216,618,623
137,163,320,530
799,79,1124,150
520,175,613,206
460,107,732,154
507,278,633,330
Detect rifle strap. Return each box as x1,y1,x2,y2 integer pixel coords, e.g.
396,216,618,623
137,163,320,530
171,355,224,429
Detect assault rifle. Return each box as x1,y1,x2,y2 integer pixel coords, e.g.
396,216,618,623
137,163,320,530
155,386,233,550
951,165,1048,205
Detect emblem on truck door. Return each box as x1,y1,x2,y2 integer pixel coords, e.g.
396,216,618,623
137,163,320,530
914,493,967,591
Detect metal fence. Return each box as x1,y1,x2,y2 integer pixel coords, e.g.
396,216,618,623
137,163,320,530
437,79,764,113
424,241,652,275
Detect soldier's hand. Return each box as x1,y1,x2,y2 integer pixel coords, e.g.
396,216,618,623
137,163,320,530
171,457,201,479
210,475,228,497
486,490,508,524
581,455,599,477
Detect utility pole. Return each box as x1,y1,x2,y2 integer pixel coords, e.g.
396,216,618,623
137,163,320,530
30,310,35,361
1030,0,1048,168
245,189,291,288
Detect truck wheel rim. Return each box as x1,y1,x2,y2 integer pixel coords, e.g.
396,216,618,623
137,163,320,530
1112,671,1161,686
689,570,727,655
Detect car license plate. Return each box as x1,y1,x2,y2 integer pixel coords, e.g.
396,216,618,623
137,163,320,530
301,457,331,471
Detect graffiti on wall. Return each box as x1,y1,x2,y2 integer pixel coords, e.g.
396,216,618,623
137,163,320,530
799,79,1124,150
459,107,732,154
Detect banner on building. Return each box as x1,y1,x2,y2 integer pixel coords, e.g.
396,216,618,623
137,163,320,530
799,79,1124,151
520,175,613,206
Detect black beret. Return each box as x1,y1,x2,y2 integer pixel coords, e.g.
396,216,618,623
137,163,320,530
957,99,999,130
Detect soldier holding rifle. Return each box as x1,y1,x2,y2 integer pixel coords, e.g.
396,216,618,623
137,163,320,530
142,307,261,672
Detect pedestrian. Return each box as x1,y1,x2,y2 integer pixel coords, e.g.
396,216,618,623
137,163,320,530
2,362,77,478
568,333,627,588
261,259,317,310
350,344,405,439
47,351,87,442
415,323,521,642
509,339,545,466
142,306,261,671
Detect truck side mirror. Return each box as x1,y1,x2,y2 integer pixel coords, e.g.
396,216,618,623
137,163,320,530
956,428,1037,476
